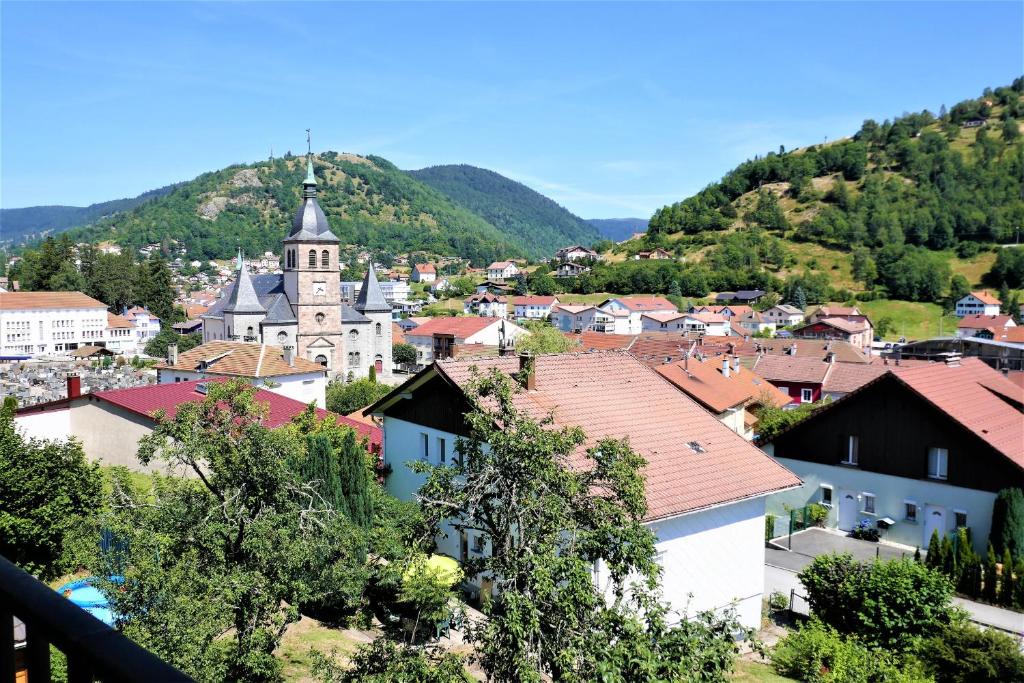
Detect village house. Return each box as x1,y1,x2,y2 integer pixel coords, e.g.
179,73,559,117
792,317,873,350
956,314,1016,339
642,312,729,336
485,260,520,281
690,304,753,320
748,353,889,405
715,290,766,305
511,295,559,320
550,304,615,334
411,263,437,283
155,340,329,407
463,292,508,318
123,307,162,346
366,351,801,629
633,248,673,260
954,291,1001,317
14,376,379,475
599,297,678,335
555,261,591,278
762,304,805,327
403,316,527,364
656,355,791,440
735,310,775,335
763,358,1024,554
554,245,599,262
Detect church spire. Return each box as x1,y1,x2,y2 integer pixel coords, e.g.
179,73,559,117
354,262,391,313
303,129,317,198
224,251,265,314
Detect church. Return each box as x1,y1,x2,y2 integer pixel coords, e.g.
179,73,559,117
201,156,392,381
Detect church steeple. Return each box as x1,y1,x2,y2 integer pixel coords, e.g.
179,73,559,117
354,262,391,313
285,131,338,243
224,249,265,314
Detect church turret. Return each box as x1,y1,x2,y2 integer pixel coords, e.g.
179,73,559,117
354,263,391,313
223,250,266,342
353,262,393,379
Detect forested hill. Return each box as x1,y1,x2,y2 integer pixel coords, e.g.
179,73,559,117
61,153,531,266
0,184,177,246
587,217,648,241
408,164,601,255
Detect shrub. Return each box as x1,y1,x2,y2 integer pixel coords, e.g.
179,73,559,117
807,503,830,527
913,621,1024,683
326,378,392,415
765,514,776,541
849,519,880,542
768,590,789,612
990,488,1024,557
798,553,953,651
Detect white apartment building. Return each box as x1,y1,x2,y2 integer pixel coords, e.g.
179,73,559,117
954,291,1002,318
1,292,113,357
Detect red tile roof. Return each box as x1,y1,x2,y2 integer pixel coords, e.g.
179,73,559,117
815,305,861,317
752,355,831,384
993,326,1024,343
821,362,888,394
392,322,407,345
511,296,559,306
656,356,791,413
570,331,637,351
695,305,753,317
406,316,503,339
433,352,800,519
604,296,677,312
91,378,380,447
969,290,1001,305
958,314,1015,330
414,263,436,274
891,359,1023,467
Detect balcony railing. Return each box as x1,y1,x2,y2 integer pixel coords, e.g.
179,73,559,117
0,555,192,683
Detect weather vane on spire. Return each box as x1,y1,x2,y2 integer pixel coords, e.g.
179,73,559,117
306,128,311,156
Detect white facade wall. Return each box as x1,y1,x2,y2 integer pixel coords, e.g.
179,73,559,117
514,303,555,319
1,304,110,357
641,317,689,333
487,264,519,280
600,300,677,335
764,451,998,554
955,295,1000,318
130,312,161,344
14,408,71,441
465,301,508,318
158,368,327,408
384,416,767,630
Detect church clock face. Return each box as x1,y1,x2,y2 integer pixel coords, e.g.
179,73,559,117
313,281,326,296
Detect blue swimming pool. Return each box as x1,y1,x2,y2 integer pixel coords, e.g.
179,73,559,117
56,577,120,626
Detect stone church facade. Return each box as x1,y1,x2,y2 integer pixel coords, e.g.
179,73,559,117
202,157,392,381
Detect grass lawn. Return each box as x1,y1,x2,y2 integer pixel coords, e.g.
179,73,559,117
731,659,797,682
277,617,373,682
776,242,858,291
948,250,998,287
857,299,959,341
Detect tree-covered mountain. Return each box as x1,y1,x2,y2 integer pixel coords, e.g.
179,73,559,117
587,218,648,242
639,80,1024,302
407,164,600,255
61,153,526,266
0,184,177,246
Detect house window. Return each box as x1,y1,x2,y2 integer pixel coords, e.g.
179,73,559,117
862,493,876,514
420,433,429,460
472,535,486,554
842,435,859,466
904,501,918,523
801,388,813,403
820,485,833,506
777,386,789,396
321,250,329,269
927,447,948,480
954,510,967,528
437,437,446,464
277,331,287,343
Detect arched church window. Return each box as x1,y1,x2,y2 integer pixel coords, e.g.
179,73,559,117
375,355,383,373
315,312,326,325
277,331,287,344
315,354,328,367
375,323,382,336
246,326,254,337
353,352,360,368
308,250,317,269
321,250,329,269
349,329,358,340
288,250,295,269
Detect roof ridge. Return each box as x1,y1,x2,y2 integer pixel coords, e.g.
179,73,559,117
255,344,265,377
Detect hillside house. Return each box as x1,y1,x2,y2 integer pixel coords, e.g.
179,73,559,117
366,351,801,628
956,314,1016,339
404,317,526,364
556,262,591,277
551,305,615,334
555,245,599,262
793,317,872,350
762,304,805,327
763,358,1024,553
511,295,559,320
955,291,1001,317
463,292,508,318
634,248,673,260
735,311,775,335
690,304,753,320
599,297,677,335
486,261,520,281
411,263,437,283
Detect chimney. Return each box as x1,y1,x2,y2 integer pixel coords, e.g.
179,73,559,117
167,343,179,366
283,345,295,367
722,358,730,379
826,351,835,364
733,356,741,373
518,352,536,391
67,373,81,399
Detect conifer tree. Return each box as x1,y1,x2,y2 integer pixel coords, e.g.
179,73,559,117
1000,548,1016,607
792,286,807,311
304,434,345,515
984,543,999,602
368,364,377,384
337,429,373,528
991,487,1024,557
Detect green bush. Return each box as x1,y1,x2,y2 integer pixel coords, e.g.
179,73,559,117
807,503,830,527
768,590,789,612
326,378,392,415
913,621,1024,683
765,514,776,541
771,619,930,683
798,553,953,651
990,488,1024,557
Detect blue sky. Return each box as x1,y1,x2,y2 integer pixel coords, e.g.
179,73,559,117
2,2,1021,218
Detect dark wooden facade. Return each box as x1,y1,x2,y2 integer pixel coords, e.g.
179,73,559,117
381,372,473,437
769,374,1024,493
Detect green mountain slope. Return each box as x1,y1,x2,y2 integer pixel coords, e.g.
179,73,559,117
0,184,177,246
408,164,600,256
587,218,648,242
64,153,523,266
641,80,1024,302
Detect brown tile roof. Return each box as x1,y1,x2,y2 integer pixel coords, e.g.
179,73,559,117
0,291,107,311
414,263,436,274
891,359,1023,467
511,295,559,306
603,296,676,312
797,317,868,334
656,356,791,413
815,305,861,317
752,339,870,363
752,355,831,384
392,322,407,345
642,311,688,323
695,305,753,317
691,312,727,324
465,292,507,304
969,290,1001,305
958,314,1015,330
821,362,888,394
184,304,209,319
486,261,515,270
571,331,637,351
155,341,326,377
435,351,801,519
993,326,1024,343
406,316,503,339
106,312,133,329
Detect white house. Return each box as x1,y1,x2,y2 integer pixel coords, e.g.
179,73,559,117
464,292,508,318
1,291,114,358
556,262,590,278
955,291,1002,318
735,311,776,335
599,297,677,335
551,304,615,334
956,314,1016,339
123,306,161,348
640,312,690,333
555,245,599,262
367,352,801,629
404,317,527,364
155,340,329,408
486,261,520,281
762,304,805,327
412,263,437,283
511,295,559,320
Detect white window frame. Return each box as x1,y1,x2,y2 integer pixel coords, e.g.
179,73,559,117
862,492,876,515
927,447,948,480
954,509,968,529
437,436,446,465
842,435,859,466
904,499,918,523
820,484,833,507
800,388,813,403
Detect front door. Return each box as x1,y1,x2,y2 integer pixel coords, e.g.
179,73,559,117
924,505,947,546
837,490,858,531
